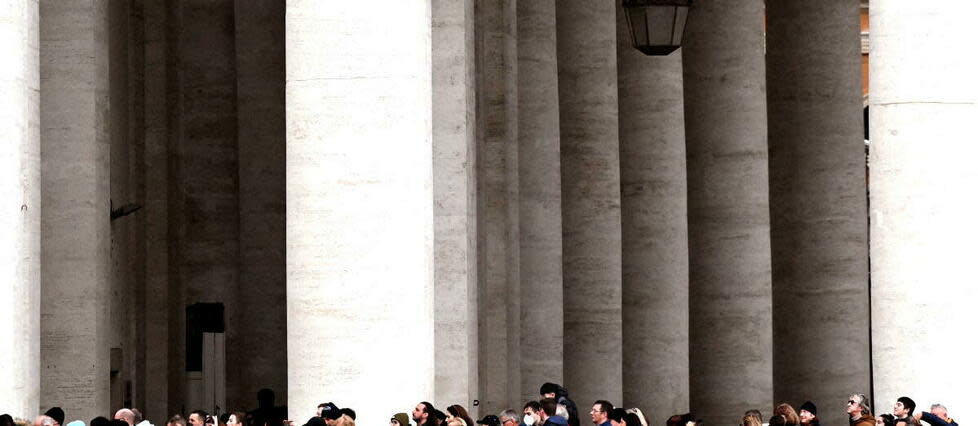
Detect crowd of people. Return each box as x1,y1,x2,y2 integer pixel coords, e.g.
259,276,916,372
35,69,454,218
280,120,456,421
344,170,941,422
0,384,960,426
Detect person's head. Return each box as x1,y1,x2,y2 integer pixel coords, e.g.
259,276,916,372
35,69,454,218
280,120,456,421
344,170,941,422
623,413,642,426
335,416,354,426
34,417,55,426
110,419,128,426
318,404,329,417
876,414,895,426
540,383,560,399
432,411,447,426
498,410,519,426
447,405,474,426
609,409,627,426
769,416,786,426
554,407,569,422
189,411,209,426
115,410,136,426
894,397,915,418
414,403,435,425
1,414,14,426
798,402,816,425
167,416,187,426
339,410,355,422
590,402,613,425
91,417,111,426
744,411,761,424
227,412,246,426
523,402,542,426
930,405,948,421
742,415,761,426
848,394,871,417
392,414,411,426
45,409,65,426
894,420,910,426
774,404,799,426
476,416,500,426
131,410,143,424
539,399,557,419
623,409,647,426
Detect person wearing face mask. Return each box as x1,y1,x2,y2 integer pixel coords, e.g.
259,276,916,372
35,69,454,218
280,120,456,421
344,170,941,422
523,402,542,426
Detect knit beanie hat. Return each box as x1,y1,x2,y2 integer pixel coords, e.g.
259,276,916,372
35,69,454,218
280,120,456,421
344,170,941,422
799,401,817,416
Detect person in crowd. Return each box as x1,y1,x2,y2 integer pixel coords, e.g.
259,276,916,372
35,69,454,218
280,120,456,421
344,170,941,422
523,402,542,426
188,411,209,426
554,407,569,423
774,404,800,426
249,389,287,426
114,410,136,426
166,415,186,426
877,414,896,426
537,399,559,426
392,414,411,426
1,414,15,426
412,402,436,426
335,416,354,426
446,405,474,426
608,409,626,426
226,412,245,426
91,417,111,426
914,404,956,426
770,416,786,426
893,397,916,426
621,412,642,426
848,394,875,426
798,401,818,426
319,403,341,426
623,409,646,426
302,416,325,426
111,419,130,426
131,410,145,426
45,409,64,426
432,410,447,426
499,410,520,426
745,410,763,425
743,415,761,426
540,383,579,426
476,416,500,426
34,416,55,426
588,401,613,426
338,410,355,422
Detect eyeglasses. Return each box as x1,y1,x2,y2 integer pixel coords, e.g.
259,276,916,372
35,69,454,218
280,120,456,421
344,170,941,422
848,400,857,405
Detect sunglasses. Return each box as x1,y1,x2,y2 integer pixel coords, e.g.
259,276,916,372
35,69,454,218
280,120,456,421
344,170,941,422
848,401,857,405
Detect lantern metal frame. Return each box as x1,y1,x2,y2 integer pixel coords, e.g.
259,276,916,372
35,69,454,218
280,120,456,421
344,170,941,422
622,0,693,56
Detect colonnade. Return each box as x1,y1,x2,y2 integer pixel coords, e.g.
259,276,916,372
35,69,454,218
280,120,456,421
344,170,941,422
2,1,976,426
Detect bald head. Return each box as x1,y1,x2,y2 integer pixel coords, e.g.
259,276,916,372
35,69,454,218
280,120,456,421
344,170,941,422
116,409,136,426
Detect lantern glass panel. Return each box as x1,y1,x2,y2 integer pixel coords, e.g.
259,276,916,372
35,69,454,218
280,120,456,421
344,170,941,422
626,7,649,47
643,5,677,48
672,6,689,45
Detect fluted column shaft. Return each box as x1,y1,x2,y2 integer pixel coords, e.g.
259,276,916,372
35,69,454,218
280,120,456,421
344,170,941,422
432,0,479,411
767,3,870,425
517,0,563,403
682,0,772,423
616,5,689,416
0,0,40,417
869,2,978,423
556,0,623,407
39,0,112,419
286,2,434,424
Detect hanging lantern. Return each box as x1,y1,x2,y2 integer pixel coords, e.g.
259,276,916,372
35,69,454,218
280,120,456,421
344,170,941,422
622,0,692,56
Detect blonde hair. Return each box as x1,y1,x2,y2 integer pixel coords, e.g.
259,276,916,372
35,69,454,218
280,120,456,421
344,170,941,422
742,415,762,426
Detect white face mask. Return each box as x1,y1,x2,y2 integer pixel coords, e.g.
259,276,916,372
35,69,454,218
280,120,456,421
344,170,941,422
524,416,536,426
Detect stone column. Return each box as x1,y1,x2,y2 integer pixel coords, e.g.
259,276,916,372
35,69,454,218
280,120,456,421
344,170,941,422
517,0,563,404
681,0,771,423
286,2,434,425
766,3,870,425
556,0,623,406
869,2,978,423
141,0,170,420
615,5,689,416
0,0,40,417
39,0,112,419
476,0,521,414
234,0,287,411
432,0,479,411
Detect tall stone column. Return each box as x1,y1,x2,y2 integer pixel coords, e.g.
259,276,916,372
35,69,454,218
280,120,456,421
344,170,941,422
234,0,287,411
767,3,870,425
681,0,772,423
141,0,171,420
0,0,40,417
286,2,434,425
432,0,479,411
39,0,112,419
476,0,521,414
869,2,978,423
615,6,689,416
556,0,623,406
517,0,563,404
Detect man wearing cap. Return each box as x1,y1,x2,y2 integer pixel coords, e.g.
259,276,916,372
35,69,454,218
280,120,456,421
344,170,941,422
894,397,917,426
589,401,613,426
540,383,579,426
799,401,819,426
392,414,411,426
320,403,341,426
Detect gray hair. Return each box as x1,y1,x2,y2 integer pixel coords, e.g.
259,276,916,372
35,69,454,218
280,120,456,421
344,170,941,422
850,394,871,415
499,410,520,424
931,404,947,412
